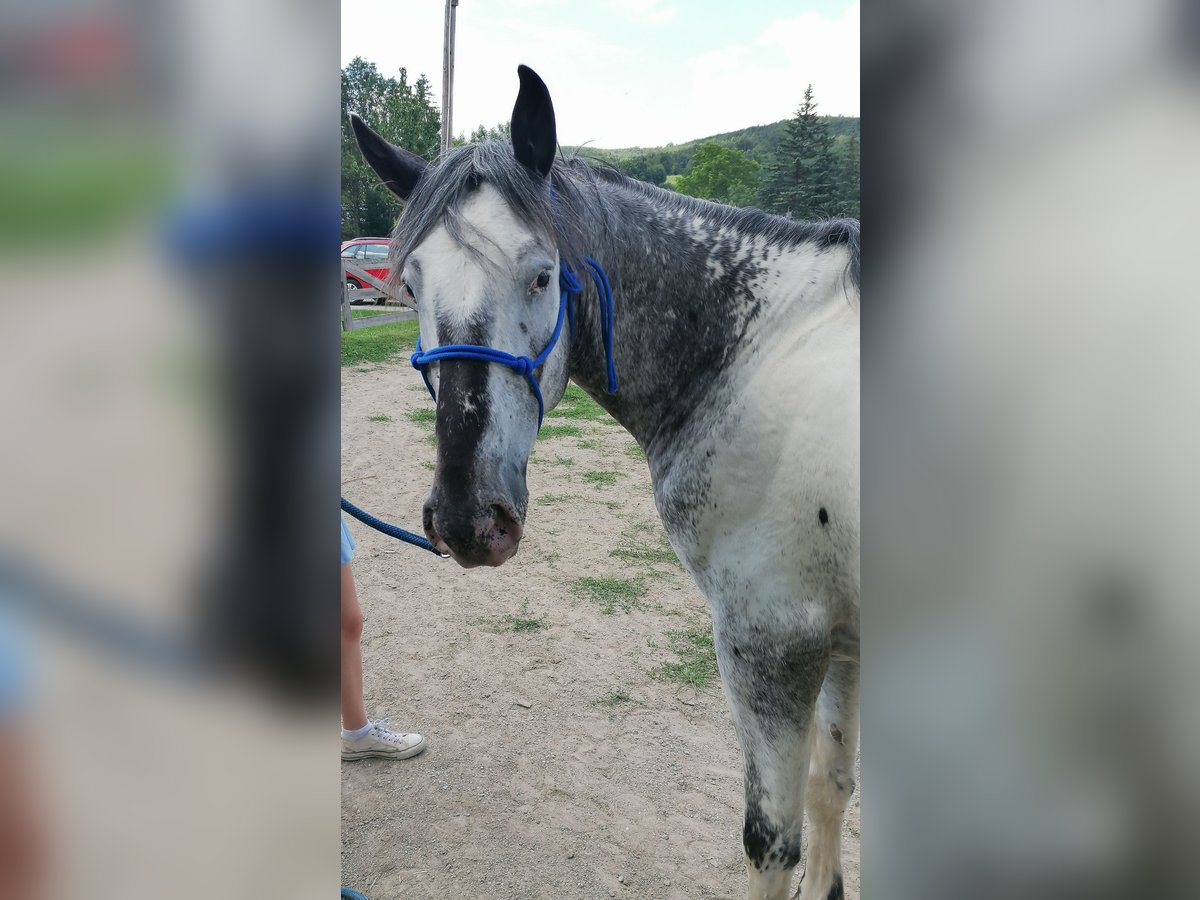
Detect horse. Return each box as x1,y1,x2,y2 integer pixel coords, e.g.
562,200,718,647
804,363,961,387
350,65,859,900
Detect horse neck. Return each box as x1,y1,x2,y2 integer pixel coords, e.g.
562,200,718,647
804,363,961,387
564,178,803,453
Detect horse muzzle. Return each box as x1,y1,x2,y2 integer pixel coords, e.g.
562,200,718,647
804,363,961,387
423,496,524,568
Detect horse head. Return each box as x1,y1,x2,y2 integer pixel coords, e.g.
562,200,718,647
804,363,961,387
351,66,571,567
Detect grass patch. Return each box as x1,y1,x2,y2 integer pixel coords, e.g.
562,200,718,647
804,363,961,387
547,384,613,423
597,690,639,708
421,461,435,471
552,456,574,466
625,443,647,461
576,438,601,450
610,543,681,566
341,319,419,367
582,470,621,487
366,414,392,423
573,576,647,614
536,493,576,506
538,424,582,440
654,624,719,689
501,602,548,633
351,308,391,319
407,408,437,427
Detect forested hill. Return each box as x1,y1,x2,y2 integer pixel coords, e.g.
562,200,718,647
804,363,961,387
565,116,860,188
342,56,858,238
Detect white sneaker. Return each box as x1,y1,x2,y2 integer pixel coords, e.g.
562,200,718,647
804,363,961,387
341,720,427,761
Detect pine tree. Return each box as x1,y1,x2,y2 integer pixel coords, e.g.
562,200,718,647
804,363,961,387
834,134,860,219
760,85,838,220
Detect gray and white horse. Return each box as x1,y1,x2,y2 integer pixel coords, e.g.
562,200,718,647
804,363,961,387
352,66,859,900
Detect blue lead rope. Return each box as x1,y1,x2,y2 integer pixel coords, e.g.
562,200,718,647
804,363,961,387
340,497,447,558
410,257,617,428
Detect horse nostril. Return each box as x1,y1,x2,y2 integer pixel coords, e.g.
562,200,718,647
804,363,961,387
422,500,451,556
486,505,524,555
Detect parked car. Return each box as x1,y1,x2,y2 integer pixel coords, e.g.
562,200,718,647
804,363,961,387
342,238,392,304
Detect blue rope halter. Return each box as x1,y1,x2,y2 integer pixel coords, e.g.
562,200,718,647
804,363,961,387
409,257,617,428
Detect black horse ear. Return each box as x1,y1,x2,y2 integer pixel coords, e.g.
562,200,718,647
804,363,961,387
349,113,427,200
511,65,557,179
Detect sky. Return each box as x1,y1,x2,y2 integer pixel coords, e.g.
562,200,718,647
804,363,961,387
341,0,859,149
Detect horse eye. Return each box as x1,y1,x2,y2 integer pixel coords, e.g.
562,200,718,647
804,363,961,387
533,271,550,291
402,282,415,299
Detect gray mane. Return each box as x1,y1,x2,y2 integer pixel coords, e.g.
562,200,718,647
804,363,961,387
391,141,860,288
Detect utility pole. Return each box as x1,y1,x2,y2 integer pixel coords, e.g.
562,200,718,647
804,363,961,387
441,0,458,157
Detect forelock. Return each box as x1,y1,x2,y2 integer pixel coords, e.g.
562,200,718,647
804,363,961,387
389,142,589,280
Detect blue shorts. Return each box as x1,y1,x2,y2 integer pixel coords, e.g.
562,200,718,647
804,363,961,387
340,515,356,564
0,612,30,717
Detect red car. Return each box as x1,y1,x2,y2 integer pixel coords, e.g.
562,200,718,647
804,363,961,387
341,238,392,304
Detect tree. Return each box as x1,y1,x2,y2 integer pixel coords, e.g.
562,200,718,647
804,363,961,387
619,153,667,187
461,121,511,144
833,134,860,219
340,57,441,240
761,85,839,219
673,142,761,208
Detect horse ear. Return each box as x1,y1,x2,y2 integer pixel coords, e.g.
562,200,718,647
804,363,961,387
349,113,427,200
511,65,557,179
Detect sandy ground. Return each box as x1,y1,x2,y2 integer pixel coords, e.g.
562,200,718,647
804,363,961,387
341,358,860,899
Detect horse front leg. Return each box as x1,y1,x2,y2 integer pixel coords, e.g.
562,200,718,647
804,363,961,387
798,630,859,900
713,616,831,900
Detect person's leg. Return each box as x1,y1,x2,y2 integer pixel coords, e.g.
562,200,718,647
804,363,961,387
338,518,425,760
340,562,368,732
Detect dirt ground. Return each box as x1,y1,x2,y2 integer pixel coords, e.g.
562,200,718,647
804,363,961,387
341,356,860,899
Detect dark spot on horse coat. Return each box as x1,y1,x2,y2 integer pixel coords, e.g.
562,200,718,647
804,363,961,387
826,873,845,900
819,507,829,526
743,804,801,872
829,722,843,744
519,322,528,334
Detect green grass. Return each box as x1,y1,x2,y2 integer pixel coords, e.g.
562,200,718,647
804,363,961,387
535,493,576,506
597,690,639,708
573,576,647,614
610,543,681,566
501,602,548,633
366,414,392,423
625,443,647,461
654,624,719,689
582,470,621,487
547,384,613,423
341,320,420,367
407,408,437,427
351,308,391,319
538,424,583,440
576,438,601,450
552,456,574,466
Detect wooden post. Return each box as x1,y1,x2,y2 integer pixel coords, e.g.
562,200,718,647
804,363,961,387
342,281,353,332
441,0,458,157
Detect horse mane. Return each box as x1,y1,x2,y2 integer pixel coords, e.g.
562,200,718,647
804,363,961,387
391,141,860,290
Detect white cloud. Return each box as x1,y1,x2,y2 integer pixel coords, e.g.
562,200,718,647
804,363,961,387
342,1,858,149
609,0,677,26
684,1,859,136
